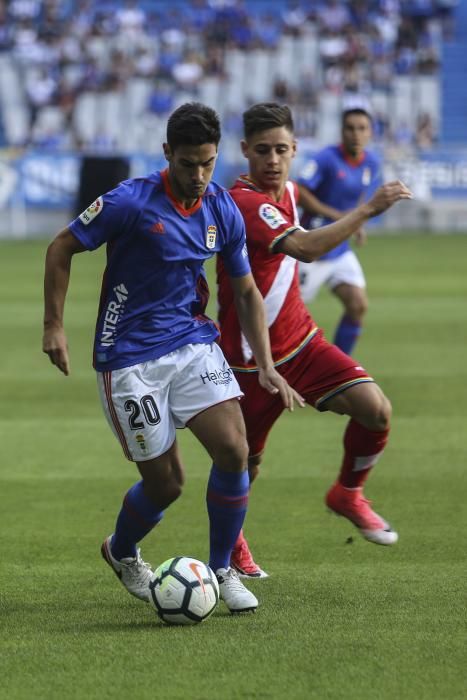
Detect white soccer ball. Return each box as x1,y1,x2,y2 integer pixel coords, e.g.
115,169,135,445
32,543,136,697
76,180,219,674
149,556,220,625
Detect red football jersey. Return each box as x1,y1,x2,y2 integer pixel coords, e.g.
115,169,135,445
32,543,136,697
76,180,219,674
217,175,318,370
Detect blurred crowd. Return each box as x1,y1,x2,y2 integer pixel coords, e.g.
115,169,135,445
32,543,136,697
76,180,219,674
0,0,458,150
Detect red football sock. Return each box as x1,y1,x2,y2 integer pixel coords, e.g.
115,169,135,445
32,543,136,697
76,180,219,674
338,419,389,489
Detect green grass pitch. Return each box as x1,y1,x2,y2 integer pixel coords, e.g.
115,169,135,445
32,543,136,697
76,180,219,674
1,233,466,700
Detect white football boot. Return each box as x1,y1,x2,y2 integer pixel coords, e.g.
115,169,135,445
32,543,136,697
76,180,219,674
216,566,258,613
101,535,154,602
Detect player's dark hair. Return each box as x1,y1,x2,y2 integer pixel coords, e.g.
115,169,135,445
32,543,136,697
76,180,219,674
243,103,294,140
166,102,221,150
342,108,372,126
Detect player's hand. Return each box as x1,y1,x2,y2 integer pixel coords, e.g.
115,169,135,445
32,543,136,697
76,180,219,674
354,227,367,246
258,367,305,412
42,325,70,376
365,180,413,217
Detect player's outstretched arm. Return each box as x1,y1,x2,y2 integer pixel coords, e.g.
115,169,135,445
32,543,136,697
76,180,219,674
297,183,342,221
279,180,413,262
230,273,305,411
43,227,86,376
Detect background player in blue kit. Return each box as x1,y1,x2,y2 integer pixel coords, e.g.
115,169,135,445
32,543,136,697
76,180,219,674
42,102,301,614
298,108,381,355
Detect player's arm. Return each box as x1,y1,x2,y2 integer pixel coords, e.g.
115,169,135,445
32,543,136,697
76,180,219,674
229,273,304,411
278,180,413,262
298,184,366,247
43,227,86,376
297,183,342,221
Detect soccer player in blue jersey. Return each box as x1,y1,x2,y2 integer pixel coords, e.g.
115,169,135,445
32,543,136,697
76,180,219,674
298,108,381,355
42,102,302,614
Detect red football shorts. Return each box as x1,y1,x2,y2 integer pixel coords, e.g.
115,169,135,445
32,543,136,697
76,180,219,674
236,329,373,457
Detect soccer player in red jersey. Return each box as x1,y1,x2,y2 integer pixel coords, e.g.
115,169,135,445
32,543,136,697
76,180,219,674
216,103,412,578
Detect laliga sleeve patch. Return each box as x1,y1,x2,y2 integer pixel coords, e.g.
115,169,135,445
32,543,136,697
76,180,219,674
79,196,104,225
300,159,317,181
258,203,287,230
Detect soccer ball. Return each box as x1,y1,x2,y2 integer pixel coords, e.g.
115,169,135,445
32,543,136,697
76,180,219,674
149,556,220,625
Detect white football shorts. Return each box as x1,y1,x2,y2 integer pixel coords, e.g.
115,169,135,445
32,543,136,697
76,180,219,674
299,250,366,303
97,342,243,462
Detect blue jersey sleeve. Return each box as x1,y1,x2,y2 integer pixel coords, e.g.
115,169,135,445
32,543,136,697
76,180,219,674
68,180,139,251
219,196,251,278
297,150,329,191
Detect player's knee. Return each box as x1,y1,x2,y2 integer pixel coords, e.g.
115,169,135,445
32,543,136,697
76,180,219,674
381,396,392,429
346,295,368,320
214,434,249,472
370,394,392,432
248,454,263,483
358,297,368,317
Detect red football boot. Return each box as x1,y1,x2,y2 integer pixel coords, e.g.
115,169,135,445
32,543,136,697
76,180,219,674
231,530,269,578
326,482,398,545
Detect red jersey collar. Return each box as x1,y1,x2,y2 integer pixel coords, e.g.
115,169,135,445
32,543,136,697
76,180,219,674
237,174,289,203
237,174,263,191
339,145,366,167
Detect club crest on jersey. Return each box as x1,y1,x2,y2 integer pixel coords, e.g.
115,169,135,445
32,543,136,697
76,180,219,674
79,196,103,225
362,167,371,186
258,203,287,229
206,224,217,249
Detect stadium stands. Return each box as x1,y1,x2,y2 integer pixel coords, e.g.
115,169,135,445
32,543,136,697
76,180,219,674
0,0,459,153
441,0,467,143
